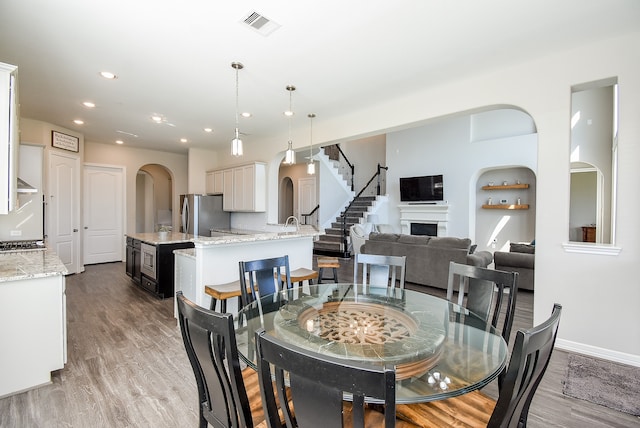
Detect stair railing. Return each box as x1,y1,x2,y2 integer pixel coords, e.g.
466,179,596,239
301,204,319,225
324,144,355,191
339,164,388,255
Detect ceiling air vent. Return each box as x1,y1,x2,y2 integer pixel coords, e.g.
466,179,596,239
241,11,281,37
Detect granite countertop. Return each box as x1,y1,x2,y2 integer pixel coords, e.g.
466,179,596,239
0,249,68,282
126,232,198,245
196,225,322,247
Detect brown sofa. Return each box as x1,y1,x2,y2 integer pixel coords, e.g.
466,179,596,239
494,243,535,291
361,233,493,290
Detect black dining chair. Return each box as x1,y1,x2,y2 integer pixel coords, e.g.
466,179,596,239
176,291,265,428
239,255,292,306
255,327,398,428
447,261,519,345
396,303,563,428
354,253,406,289
447,261,519,389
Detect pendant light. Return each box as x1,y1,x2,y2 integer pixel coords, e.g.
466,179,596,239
231,62,243,156
307,113,316,175
283,85,296,164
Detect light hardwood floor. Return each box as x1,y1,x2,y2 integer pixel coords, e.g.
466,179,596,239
0,259,637,427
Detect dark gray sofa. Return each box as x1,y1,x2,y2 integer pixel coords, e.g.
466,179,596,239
494,243,535,291
361,233,493,290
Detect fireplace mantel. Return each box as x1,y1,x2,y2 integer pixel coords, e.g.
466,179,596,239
398,204,449,236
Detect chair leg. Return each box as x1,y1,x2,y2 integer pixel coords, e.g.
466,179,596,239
209,298,217,311
220,298,227,313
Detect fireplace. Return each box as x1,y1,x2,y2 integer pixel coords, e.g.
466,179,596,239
398,204,449,236
411,223,437,236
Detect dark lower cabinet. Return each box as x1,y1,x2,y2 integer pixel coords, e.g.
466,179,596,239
125,236,193,299
125,237,141,284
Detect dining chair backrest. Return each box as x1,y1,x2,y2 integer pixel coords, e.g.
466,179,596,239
488,303,562,428
354,253,406,289
447,261,519,390
255,327,397,428
394,304,562,428
447,261,519,345
239,255,292,305
176,291,254,428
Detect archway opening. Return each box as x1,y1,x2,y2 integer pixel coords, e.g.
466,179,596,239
136,164,173,233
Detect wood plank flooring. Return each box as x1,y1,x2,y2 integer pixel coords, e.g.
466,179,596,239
0,259,638,427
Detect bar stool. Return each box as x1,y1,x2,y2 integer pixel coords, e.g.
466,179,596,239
282,267,319,288
204,280,242,312
317,257,340,283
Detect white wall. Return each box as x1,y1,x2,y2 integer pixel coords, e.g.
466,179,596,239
188,147,218,194
338,135,387,195
385,115,537,240
84,142,188,236
193,32,640,365
315,33,640,364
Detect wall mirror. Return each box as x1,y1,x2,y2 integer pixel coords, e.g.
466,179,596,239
569,77,618,244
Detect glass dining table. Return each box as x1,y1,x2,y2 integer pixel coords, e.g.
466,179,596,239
234,283,508,404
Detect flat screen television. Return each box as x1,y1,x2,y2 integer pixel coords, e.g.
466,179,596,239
399,174,444,202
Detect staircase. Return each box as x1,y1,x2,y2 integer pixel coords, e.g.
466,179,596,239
313,196,376,257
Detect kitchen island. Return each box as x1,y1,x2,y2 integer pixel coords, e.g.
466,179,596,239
0,249,67,397
174,225,321,317
125,232,196,299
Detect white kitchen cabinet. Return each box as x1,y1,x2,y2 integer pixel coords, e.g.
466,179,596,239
0,274,66,397
222,168,234,211
0,62,19,215
218,162,265,212
205,170,224,195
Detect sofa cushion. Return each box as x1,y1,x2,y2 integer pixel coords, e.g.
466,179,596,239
510,243,535,254
368,233,401,242
427,237,471,250
397,235,431,245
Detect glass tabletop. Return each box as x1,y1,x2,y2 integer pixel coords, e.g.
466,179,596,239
235,283,508,404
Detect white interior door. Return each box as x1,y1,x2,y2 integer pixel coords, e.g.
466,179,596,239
83,164,124,264
48,151,80,274
298,177,317,225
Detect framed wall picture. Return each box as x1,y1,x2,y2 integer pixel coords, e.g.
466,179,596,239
51,131,79,152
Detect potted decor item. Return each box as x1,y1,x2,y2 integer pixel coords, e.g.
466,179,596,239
158,225,171,239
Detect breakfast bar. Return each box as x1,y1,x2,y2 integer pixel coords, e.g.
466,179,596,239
174,225,321,317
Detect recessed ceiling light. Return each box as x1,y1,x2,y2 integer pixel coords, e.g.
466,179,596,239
83,101,95,108
180,138,188,143
151,115,163,123
115,140,124,145
73,119,84,125
100,71,117,79
204,128,213,133
283,111,294,117
241,112,252,118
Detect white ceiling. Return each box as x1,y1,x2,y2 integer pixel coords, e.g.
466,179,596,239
1,0,638,154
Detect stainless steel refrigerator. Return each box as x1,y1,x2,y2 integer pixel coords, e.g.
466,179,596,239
180,194,229,236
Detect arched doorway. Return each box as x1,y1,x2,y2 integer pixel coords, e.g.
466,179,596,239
279,177,294,224
136,164,173,233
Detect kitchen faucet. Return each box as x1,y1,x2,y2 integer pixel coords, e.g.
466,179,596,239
284,216,299,231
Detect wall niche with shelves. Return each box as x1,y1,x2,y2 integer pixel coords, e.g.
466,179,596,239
475,167,536,252
482,182,529,209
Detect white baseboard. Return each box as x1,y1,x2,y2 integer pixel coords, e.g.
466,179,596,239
556,339,640,367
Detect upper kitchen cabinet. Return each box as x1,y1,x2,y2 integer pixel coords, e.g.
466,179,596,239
205,169,224,195
213,162,266,212
0,62,19,215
